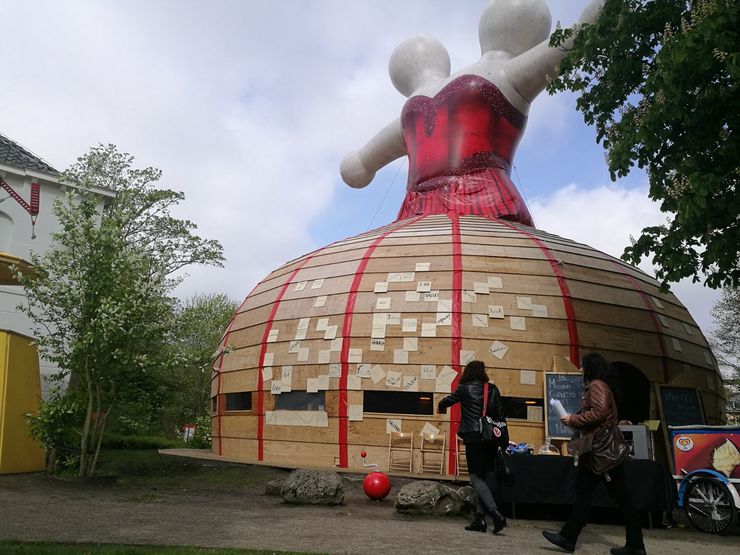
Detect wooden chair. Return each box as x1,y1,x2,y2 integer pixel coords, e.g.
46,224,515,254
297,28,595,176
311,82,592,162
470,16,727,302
455,437,469,478
387,432,414,473
418,431,446,475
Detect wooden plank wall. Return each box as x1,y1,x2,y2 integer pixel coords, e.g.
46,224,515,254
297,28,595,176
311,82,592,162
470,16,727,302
211,215,724,474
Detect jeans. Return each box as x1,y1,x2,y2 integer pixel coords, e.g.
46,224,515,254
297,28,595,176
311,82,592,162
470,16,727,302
465,441,499,516
560,461,644,549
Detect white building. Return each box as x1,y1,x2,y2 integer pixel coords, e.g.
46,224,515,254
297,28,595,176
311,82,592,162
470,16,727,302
0,133,115,392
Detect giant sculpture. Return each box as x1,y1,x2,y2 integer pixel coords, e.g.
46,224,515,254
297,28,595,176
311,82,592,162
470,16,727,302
212,0,723,475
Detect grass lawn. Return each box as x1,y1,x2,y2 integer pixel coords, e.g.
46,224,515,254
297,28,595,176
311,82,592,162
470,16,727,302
92,449,289,493
0,542,308,554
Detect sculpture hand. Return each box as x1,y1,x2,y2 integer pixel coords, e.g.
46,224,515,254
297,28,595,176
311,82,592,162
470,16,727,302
340,151,376,189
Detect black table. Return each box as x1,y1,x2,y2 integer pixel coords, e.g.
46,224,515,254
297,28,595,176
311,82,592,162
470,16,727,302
496,455,676,516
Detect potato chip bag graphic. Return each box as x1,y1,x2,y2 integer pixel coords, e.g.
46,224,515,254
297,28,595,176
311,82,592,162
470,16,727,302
712,438,740,477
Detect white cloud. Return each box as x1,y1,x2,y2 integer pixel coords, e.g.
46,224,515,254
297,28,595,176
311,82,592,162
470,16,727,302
530,184,720,335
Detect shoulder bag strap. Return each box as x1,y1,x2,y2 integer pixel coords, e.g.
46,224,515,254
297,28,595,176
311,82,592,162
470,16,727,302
482,382,489,417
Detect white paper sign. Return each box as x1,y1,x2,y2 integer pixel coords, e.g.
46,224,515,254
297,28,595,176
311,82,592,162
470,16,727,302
472,314,488,327
658,314,669,328
436,312,452,326
316,375,330,390
297,317,310,330
357,363,372,378
415,262,431,272
423,291,440,301
488,305,505,319
437,365,457,384
437,299,452,313
520,369,536,385
473,282,490,294
462,290,477,303
460,350,476,365
347,374,362,390
271,381,282,394
652,296,664,309
403,375,419,392
672,338,682,352
370,364,386,384
387,272,403,283
402,318,418,332
683,323,694,335
370,338,386,351
311,278,325,289
489,340,509,359
288,340,301,354
532,304,549,318
376,297,392,310
294,281,307,291
416,281,432,293
294,328,307,341
517,296,533,310
329,363,341,377
297,348,309,362
348,404,364,421
487,276,503,289
371,325,386,339
403,337,418,352
264,352,275,367
262,366,273,381
318,350,331,364
386,370,402,388
510,316,527,331
306,378,319,393
387,312,401,325
386,419,402,433
316,318,329,331
267,329,279,343
421,365,437,380
420,422,440,440
405,291,420,302
400,272,415,282
374,282,388,293
348,348,363,363
324,325,337,340
330,338,343,352
393,349,409,364
421,323,437,337
314,296,327,308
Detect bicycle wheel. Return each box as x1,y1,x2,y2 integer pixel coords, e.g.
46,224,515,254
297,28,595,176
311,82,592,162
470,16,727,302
684,477,736,534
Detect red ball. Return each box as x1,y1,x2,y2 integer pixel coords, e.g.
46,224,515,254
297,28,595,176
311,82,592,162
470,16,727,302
360,450,367,458
363,471,391,501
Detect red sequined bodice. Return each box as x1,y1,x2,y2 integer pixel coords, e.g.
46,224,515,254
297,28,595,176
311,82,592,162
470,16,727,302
398,74,533,226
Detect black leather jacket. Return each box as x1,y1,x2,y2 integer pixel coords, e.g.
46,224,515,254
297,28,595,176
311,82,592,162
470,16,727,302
438,379,505,437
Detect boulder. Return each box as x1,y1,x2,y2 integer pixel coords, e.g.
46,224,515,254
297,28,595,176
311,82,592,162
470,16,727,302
265,479,285,496
280,469,344,505
395,480,476,516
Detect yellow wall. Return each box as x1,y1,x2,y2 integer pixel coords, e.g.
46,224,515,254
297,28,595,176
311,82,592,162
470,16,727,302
0,330,45,474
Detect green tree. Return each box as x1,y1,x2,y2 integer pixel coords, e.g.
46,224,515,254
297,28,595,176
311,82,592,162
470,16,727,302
549,0,739,288
711,286,739,414
165,293,238,429
19,145,224,476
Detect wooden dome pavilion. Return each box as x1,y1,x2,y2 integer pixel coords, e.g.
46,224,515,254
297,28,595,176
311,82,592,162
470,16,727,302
210,214,723,476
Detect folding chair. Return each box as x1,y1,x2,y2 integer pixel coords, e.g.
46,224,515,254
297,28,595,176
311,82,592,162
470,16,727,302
455,437,469,478
387,432,414,473
418,431,446,475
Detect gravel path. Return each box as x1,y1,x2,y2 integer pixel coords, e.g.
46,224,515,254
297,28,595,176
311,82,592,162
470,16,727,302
0,467,738,554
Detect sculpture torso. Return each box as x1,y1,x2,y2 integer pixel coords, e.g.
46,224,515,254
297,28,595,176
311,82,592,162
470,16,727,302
398,74,534,226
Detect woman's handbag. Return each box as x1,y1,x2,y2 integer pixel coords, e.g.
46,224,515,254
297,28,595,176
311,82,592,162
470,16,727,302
585,423,629,475
478,383,495,441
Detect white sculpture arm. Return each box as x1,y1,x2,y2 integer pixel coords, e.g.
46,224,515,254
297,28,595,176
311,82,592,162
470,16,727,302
503,0,604,103
340,119,406,189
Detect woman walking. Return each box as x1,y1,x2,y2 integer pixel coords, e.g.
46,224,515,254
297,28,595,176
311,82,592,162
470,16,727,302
438,360,508,534
542,353,646,555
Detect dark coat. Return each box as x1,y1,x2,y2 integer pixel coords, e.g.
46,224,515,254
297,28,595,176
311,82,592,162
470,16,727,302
438,379,505,437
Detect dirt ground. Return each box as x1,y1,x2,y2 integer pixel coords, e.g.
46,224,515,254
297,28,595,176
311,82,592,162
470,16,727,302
0,452,738,555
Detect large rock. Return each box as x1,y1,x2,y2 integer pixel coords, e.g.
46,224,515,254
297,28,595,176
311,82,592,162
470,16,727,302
265,479,285,496
280,469,344,505
395,481,476,516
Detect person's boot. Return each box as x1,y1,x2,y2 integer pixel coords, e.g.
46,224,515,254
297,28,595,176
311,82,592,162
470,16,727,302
542,530,575,553
491,509,507,534
464,514,487,532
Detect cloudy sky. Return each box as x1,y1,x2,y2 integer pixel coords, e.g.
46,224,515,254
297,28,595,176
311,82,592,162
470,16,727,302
0,0,720,334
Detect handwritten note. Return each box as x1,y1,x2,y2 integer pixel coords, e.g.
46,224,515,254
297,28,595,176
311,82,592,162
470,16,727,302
489,340,509,360
393,349,409,364
313,296,327,308
403,375,419,392
386,370,402,388
370,338,386,351
421,365,437,380
421,323,437,337
373,281,388,293
510,316,527,331
416,281,432,293
487,276,503,289
402,318,417,332
472,314,488,327
415,262,430,272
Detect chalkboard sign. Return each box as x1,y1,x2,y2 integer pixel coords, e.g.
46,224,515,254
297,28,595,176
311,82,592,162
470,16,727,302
658,386,705,427
544,373,584,440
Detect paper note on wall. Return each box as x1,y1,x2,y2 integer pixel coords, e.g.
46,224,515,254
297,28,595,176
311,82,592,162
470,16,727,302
316,375,330,390
516,296,533,310
306,378,319,393
520,369,536,385
316,318,329,331
462,290,477,303
436,312,452,326
262,366,273,381
376,297,392,310
393,349,409,364
473,282,490,294
318,350,331,364
349,348,363,363
294,281,307,291
402,318,418,332
488,305,505,319
349,404,364,421
357,363,372,378
374,281,389,293
487,276,503,289
423,291,440,301
311,278,325,289
330,338,343,352
370,365,386,384
386,370,402,388
405,291,420,302
371,325,386,339
329,363,341,377
324,325,338,340
489,340,509,359
264,352,275,367
403,375,419,392
388,272,403,282
267,329,279,343
421,365,437,380
421,323,437,337
347,375,362,390
420,422,440,440
403,337,418,352
281,366,293,386
532,304,548,318
370,338,386,351
386,419,402,434
415,262,430,272
460,350,476,365
400,272,415,282
472,314,488,327
298,317,310,330
271,381,282,395
314,295,327,308
416,281,432,292
297,348,309,362
510,316,527,331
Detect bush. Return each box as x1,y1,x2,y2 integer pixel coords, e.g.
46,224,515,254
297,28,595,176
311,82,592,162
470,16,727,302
101,433,183,450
